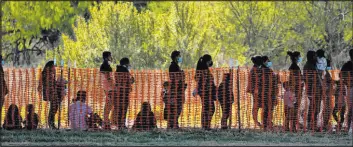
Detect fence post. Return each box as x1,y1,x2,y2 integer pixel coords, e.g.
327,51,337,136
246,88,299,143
237,66,241,132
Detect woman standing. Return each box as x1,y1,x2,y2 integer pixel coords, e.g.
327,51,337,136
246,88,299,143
195,54,217,130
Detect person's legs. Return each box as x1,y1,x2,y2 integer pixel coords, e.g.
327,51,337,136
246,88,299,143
103,90,113,129
48,101,59,129
284,105,290,131
221,102,231,129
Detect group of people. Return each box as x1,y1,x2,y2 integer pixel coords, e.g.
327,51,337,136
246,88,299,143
248,49,353,132
0,49,352,132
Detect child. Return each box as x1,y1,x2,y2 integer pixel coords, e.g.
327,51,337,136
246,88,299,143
282,82,297,132
133,102,157,131
23,104,39,130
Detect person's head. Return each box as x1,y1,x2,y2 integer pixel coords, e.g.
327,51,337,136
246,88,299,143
287,51,302,64
316,49,325,58
76,91,87,103
251,56,263,67
43,60,55,73
349,49,353,60
102,51,112,62
120,57,131,69
6,104,20,121
26,104,34,114
306,51,317,64
171,51,182,63
196,54,213,70
262,56,272,68
141,102,152,113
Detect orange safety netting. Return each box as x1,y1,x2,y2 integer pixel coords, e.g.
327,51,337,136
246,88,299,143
0,67,352,133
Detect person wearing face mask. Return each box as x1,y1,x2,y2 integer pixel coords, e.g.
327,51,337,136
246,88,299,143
113,57,135,129
316,49,327,72
258,56,279,131
100,51,114,130
246,56,263,128
194,54,217,130
165,51,187,129
284,51,304,132
303,50,323,132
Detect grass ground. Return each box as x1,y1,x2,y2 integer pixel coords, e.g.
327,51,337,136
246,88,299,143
1,129,352,146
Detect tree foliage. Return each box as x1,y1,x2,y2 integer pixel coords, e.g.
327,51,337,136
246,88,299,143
2,1,352,69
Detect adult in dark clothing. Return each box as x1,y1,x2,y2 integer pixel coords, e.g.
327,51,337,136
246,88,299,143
247,56,263,127
100,51,114,129
3,104,22,130
165,51,187,129
303,51,322,132
39,61,66,129
218,72,234,129
112,57,135,129
23,104,39,130
333,79,348,131
194,54,217,130
0,56,9,129
338,49,353,132
133,102,157,131
258,56,279,130
284,51,303,132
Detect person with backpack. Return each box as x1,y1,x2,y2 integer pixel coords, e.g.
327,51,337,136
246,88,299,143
194,54,217,130
23,104,39,130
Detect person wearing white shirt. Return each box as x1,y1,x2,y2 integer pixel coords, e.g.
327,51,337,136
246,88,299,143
69,91,92,130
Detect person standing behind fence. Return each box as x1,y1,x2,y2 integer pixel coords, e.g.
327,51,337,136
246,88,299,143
165,51,187,129
247,56,263,127
218,72,234,129
2,104,22,130
100,51,114,130
284,51,303,132
303,51,322,132
113,57,134,129
321,59,335,131
39,61,66,129
0,55,9,130
194,54,217,130
258,56,279,131
339,49,353,132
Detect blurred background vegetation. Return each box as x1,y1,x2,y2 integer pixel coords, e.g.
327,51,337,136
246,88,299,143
1,1,352,70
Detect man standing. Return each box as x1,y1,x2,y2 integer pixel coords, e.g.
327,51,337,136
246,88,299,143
114,57,134,129
165,51,187,129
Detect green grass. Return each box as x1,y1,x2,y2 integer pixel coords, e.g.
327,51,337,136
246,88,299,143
1,129,352,146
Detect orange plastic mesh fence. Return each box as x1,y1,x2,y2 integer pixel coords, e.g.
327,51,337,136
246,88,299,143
0,67,352,133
